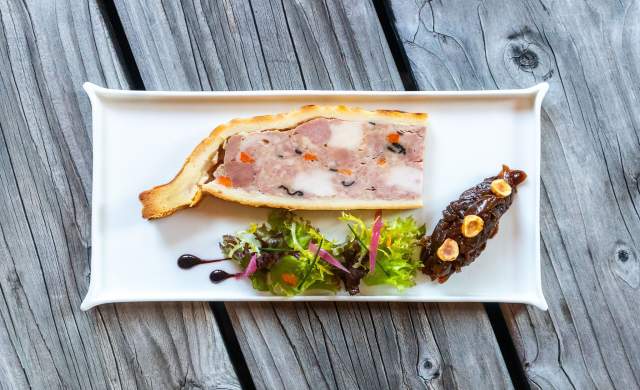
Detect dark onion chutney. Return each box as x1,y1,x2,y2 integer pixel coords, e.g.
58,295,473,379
421,165,527,283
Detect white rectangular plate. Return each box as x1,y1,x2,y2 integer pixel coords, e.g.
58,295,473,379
81,83,548,310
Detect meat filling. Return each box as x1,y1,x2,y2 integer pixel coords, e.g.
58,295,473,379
211,118,426,200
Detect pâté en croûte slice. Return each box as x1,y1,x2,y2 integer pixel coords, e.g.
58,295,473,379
140,105,427,219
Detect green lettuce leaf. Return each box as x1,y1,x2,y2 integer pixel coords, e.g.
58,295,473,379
220,210,340,296
339,213,425,290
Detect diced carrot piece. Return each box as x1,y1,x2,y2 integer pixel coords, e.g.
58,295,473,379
386,133,400,143
338,169,352,175
281,273,298,286
239,151,255,164
377,157,386,166
303,153,317,161
216,176,233,187
386,235,392,247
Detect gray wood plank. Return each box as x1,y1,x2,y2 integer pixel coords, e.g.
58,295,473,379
114,0,513,388
390,0,640,388
0,1,239,389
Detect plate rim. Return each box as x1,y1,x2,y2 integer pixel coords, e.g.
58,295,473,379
81,82,549,311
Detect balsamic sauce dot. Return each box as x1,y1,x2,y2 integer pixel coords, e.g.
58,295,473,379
209,270,236,283
178,254,202,269
177,254,229,269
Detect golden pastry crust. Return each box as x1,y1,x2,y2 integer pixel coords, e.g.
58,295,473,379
139,105,427,219
201,185,423,210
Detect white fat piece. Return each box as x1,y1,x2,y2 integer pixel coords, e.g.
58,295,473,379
327,121,364,150
292,169,336,197
386,166,422,194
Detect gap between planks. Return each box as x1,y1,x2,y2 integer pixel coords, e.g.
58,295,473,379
100,0,257,388
373,1,530,388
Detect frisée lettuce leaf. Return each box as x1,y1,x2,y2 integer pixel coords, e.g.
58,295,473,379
338,213,425,291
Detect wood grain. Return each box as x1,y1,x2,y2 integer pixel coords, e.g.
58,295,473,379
390,0,640,388
113,0,513,388
0,1,239,389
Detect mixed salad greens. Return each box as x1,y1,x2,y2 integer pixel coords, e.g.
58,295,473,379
220,210,425,296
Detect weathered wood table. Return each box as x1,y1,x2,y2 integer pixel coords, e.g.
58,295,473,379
1,1,638,389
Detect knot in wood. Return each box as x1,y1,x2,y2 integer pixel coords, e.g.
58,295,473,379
503,35,553,82
514,48,539,70
610,242,638,289
419,358,440,381
618,249,630,263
